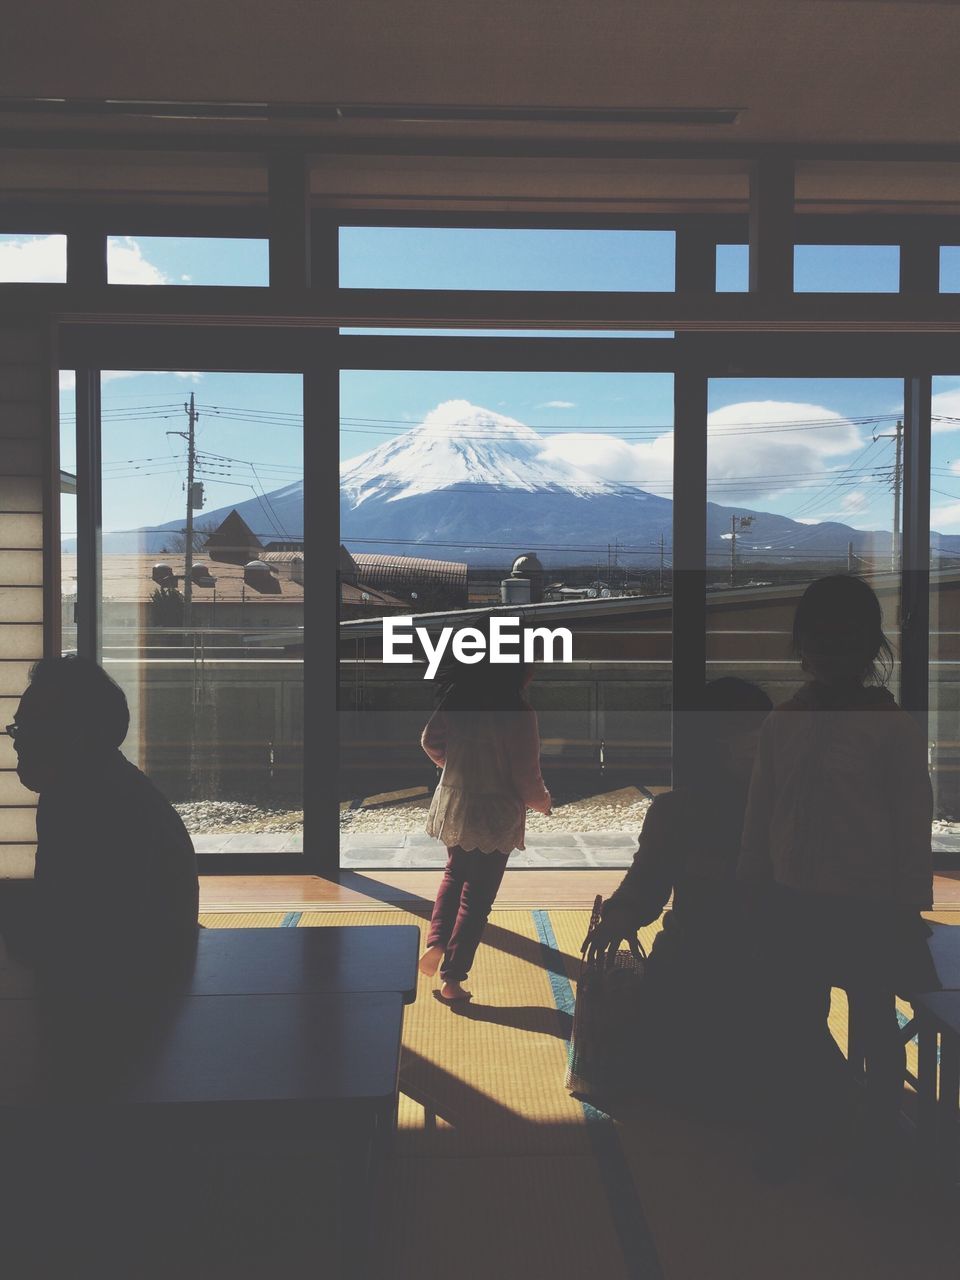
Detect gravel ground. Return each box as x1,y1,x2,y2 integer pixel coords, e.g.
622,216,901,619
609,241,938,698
176,800,304,835
339,787,652,835
177,796,960,839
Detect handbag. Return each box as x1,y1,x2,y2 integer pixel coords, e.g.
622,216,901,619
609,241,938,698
565,895,647,1098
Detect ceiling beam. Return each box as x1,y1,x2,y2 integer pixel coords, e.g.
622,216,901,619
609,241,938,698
8,129,960,164
8,283,960,331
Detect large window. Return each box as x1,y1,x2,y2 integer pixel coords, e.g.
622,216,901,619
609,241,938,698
40,211,960,874
62,369,304,856
339,369,673,869
929,374,960,844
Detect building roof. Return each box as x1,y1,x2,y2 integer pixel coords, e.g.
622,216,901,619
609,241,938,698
350,553,468,591
60,554,303,605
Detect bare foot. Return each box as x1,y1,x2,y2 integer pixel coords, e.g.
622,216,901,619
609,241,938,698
440,980,472,1002
418,945,444,977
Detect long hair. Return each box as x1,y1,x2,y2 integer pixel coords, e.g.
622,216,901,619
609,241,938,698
791,574,894,685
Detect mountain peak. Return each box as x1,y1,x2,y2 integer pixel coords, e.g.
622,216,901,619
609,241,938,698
340,399,612,506
411,398,539,443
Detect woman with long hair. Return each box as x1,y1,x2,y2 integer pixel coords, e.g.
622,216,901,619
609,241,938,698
740,574,934,1184
418,620,551,1002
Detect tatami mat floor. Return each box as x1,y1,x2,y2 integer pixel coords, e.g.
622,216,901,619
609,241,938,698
198,907,960,1280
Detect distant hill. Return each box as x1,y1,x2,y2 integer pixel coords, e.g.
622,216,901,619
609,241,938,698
79,399,960,567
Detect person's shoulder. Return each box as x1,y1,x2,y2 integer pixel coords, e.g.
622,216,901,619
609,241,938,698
644,789,685,827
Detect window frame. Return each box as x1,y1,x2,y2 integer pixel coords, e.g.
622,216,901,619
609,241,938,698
28,196,958,874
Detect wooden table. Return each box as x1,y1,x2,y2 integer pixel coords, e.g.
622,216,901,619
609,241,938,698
913,990,960,1188
0,990,406,1276
185,925,420,1002
0,925,420,1275
926,920,960,991
848,921,960,1070
0,923,421,1002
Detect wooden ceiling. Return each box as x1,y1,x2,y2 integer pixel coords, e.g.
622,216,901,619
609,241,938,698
4,2,960,212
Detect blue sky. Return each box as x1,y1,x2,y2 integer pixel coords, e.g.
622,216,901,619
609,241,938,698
3,230,953,539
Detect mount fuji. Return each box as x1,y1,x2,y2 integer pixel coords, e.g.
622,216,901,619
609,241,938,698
337,399,893,567
98,399,949,566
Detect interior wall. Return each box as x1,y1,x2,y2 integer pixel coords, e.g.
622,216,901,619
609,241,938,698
0,323,51,877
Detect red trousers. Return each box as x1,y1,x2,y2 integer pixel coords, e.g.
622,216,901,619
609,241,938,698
427,846,509,982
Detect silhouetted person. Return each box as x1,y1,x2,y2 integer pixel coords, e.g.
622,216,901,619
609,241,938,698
4,656,198,984
586,678,772,1104
739,575,934,1186
418,624,551,1002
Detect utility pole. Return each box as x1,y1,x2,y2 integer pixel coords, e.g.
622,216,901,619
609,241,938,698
873,419,903,572
183,393,197,630
659,531,665,594
893,417,902,572
167,393,200,633
848,540,854,572
729,514,754,587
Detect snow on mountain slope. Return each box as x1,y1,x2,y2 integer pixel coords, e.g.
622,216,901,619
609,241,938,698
340,399,623,505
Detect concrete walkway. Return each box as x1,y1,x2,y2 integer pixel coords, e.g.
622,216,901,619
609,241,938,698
193,829,638,867
192,830,960,865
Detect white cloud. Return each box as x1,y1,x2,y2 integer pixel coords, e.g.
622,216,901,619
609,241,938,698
59,369,202,393
931,388,960,433
842,490,870,513
0,234,170,286
105,237,167,285
932,501,960,530
0,234,67,282
538,399,863,502
539,400,576,409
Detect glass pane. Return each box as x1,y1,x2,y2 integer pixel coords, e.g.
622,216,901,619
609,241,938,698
706,377,904,706
340,370,673,869
78,371,304,853
716,244,749,292
339,227,675,291
0,234,67,282
106,236,269,286
939,246,960,293
930,375,960,857
793,244,900,293
59,372,77,654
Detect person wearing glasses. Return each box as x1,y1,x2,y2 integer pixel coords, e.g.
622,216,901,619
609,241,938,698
3,656,198,981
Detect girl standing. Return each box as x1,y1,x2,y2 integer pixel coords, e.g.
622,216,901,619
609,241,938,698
418,632,551,1002
739,574,934,1181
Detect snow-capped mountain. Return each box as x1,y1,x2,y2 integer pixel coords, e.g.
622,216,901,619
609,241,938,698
338,399,893,567
338,400,679,565
93,399,955,566
341,400,621,506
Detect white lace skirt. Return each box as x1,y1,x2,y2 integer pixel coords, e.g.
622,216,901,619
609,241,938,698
425,784,526,854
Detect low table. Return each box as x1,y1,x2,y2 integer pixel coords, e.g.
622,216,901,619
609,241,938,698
0,923,422,1003
914,991,960,1188
0,990,406,1276
0,924,421,1275
926,920,960,991
186,924,420,1001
